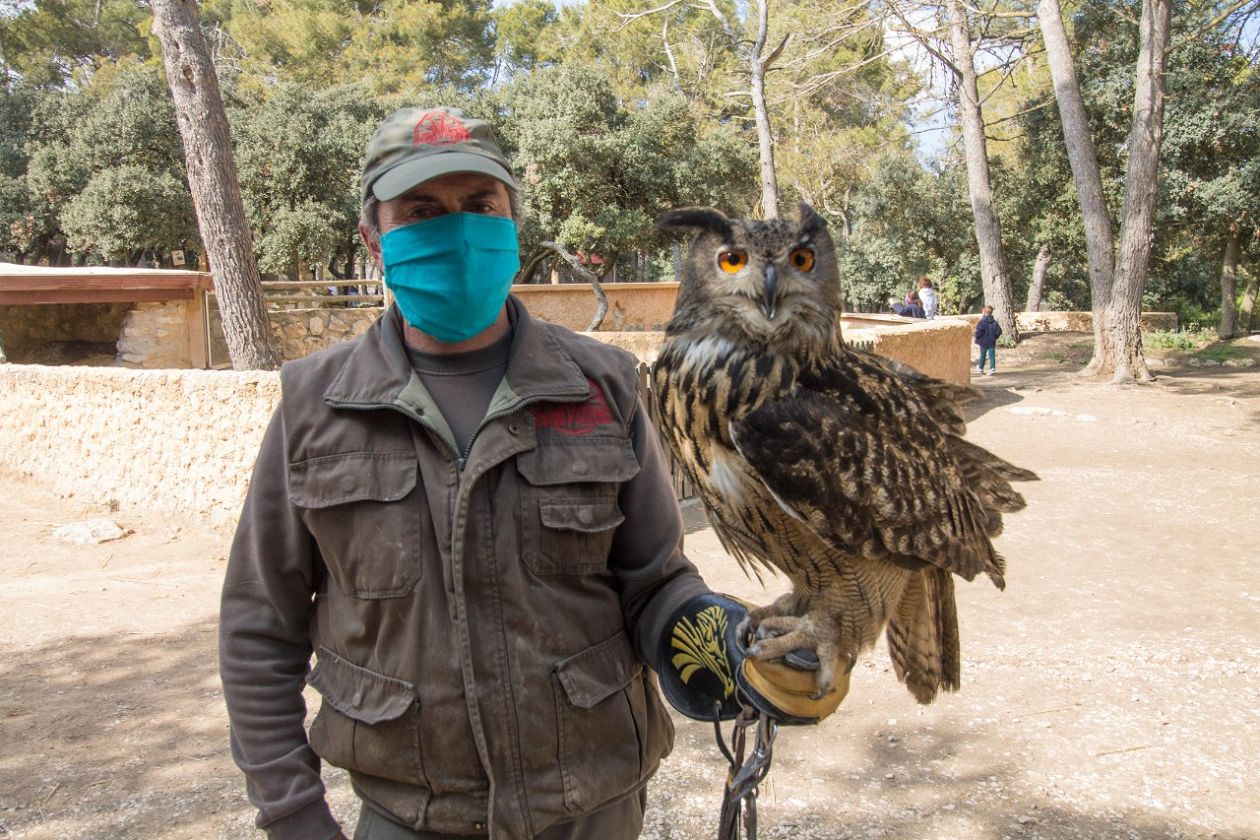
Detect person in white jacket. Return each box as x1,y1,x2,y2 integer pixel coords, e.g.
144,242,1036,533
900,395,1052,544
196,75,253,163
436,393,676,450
916,276,939,319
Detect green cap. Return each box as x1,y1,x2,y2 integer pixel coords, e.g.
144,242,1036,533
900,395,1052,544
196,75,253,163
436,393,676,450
361,106,517,203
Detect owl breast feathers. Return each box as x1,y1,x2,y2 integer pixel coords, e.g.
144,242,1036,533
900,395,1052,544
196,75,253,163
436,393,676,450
652,203,1036,703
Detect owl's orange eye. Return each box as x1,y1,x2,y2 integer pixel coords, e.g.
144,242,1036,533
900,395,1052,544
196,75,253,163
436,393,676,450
790,248,815,271
718,250,748,273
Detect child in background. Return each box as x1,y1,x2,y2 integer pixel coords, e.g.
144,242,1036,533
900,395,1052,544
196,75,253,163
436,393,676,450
974,305,1002,375
917,277,939,319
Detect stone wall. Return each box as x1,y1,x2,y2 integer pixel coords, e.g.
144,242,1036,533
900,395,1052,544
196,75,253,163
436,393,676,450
264,308,379,362
0,365,280,526
511,282,680,332
0,309,972,524
116,301,194,368
0,302,131,361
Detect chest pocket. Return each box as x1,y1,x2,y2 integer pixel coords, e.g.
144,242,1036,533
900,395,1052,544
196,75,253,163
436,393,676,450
289,451,423,598
516,437,640,576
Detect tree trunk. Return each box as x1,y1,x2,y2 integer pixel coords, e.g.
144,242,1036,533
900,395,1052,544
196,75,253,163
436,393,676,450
1026,244,1052,312
750,0,783,218
151,0,281,371
1038,0,1116,374
1240,269,1258,334
1106,0,1171,384
1218,226,1240,339
946,0,1019,342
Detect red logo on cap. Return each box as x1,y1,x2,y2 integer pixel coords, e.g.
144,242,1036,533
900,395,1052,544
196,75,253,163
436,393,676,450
413,112,471,147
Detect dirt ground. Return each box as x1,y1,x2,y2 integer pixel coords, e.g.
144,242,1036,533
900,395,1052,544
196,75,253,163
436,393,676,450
1,332,1258,840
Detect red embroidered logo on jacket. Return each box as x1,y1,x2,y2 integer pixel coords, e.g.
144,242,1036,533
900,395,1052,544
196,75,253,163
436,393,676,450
413,112,471,147
534,380,614,436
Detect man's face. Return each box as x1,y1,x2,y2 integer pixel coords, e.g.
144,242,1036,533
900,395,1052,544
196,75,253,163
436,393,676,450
361,171,512,264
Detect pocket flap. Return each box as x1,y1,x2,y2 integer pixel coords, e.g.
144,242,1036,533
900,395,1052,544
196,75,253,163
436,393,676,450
307,647,416,724
555,631,642,709
540,499,625,534
516,439,640,486
288,451,417,509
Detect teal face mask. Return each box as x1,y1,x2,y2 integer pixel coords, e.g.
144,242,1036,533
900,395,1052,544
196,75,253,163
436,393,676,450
380,212,520,343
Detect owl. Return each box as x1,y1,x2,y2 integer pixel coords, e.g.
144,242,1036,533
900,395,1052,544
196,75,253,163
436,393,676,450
652,203,1035,702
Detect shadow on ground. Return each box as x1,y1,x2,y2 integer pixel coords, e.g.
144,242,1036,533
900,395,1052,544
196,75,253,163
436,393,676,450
654,713,1242,840
0,619,258,839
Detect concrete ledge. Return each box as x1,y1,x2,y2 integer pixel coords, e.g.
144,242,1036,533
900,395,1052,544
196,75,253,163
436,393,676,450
587,315,972,386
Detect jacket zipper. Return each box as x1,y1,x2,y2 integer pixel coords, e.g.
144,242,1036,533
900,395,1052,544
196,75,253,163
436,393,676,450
455,389,588,471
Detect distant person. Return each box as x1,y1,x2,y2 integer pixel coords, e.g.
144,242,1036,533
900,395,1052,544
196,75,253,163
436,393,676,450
917,277,939,320
892,289,925,318
974,305,1003,375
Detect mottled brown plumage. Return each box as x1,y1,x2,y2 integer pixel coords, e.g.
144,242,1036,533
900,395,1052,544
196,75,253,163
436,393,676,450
653,204,1036,702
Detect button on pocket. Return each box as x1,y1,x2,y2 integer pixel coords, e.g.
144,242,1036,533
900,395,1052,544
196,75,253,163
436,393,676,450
516,439,639,577
288,451,423,598
306,647,427,787
552,632,646,814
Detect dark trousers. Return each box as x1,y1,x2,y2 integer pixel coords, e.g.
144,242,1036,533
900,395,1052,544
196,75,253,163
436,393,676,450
978,346,997,371
354,789,648,840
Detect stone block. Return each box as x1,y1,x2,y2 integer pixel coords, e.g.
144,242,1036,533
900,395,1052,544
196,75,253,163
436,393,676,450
309,316,325,336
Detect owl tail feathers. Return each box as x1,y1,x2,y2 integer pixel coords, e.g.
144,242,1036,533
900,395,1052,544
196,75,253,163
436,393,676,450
886,569,961,705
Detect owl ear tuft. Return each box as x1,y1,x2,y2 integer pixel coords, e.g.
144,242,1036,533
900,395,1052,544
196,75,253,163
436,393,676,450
798,203,827,239
657,207,733,243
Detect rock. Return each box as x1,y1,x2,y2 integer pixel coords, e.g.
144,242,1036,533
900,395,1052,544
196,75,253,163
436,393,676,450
1008,406,1055,417
1203,359,1221,367
1224,358,1255,367
53,518,128,545
308,316,325,336
1018,815,1038,825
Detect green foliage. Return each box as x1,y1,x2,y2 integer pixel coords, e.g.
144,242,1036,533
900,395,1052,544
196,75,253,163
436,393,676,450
18,61,197,264
496,64,756,272
0,0,151,87
1142,329,1200,351
230,82,388,276
840,154,978,312
2,0,1255,314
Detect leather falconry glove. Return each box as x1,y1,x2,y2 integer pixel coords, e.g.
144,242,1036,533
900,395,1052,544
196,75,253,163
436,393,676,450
657,593,849,726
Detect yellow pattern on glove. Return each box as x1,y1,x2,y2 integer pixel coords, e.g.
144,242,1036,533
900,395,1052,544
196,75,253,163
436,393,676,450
669,605,735,698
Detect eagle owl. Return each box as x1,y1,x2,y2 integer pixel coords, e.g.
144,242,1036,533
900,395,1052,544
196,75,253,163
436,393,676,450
653,204,1035,702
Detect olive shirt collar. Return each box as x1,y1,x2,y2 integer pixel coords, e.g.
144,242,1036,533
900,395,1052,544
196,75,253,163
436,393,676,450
321,296,592,457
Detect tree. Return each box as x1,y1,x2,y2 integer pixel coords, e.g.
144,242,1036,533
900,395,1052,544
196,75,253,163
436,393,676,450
20,63,199,266
497,64,756,284
151,0,280,370
886,0,1024,337
231,82,387,279
1037,0,1115,366
1103,0,1172,383
943,0,1020,339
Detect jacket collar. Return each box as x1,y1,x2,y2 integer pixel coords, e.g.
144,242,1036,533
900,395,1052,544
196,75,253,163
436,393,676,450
323,296,591,413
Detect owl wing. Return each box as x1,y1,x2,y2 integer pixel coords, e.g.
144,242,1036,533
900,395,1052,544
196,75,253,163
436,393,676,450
727,352,1010,585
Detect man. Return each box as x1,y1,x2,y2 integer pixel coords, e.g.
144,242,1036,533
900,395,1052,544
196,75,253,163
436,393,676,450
221,107,832,840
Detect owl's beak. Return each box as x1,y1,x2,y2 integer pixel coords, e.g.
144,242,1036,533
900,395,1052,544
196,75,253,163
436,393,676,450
760,263,779,320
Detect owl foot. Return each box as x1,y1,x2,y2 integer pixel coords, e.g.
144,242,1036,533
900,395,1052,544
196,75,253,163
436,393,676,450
743,612,854,699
